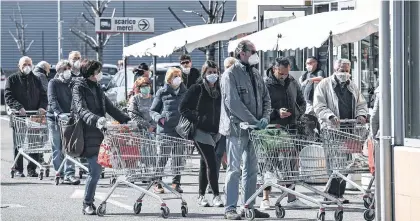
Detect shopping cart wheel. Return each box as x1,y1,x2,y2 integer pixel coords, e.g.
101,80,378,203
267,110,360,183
363,196,373,209
110,178,117,185
97,204,106,216
10,170,15,178
101,172,105,179
55,177,60,185
363,209,375,221
334,210,343,221
45,169,50,177
275,205,285,218
160,206,170,219
39,171,44,180
181,206,188,217
245,209,255,221
317,212,325,221
133,202,142,214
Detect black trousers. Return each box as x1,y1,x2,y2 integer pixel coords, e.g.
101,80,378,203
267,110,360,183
12,128,40,172
326,178,346,197
195,141,220,196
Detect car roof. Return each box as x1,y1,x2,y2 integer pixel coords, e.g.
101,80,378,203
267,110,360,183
103,64,118,69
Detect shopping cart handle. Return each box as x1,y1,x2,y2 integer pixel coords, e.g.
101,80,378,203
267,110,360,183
11,109,42,115
239,122,279,130
339,119,358,123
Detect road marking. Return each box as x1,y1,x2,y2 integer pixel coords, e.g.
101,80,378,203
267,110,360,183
70,189,127,198
95,195,132,211
0,204,25,208
0,116,10,121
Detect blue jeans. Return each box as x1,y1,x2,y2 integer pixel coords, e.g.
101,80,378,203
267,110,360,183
47,119,75,177
215,136,226,179
225,135,258,212
84,155,102,204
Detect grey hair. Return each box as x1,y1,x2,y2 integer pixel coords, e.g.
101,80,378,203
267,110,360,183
224,57,236,69
36,61,50,70
334,58,351,70
68,51,81,60
234,40,253,59
18,56,32,66
55,60,71,74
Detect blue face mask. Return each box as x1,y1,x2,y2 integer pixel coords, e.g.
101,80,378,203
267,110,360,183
140,87,150,95
205,74,218,84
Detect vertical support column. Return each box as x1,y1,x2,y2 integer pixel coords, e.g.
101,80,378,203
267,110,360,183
153,56,157,94
328,31,334,76
257,6,264,75
124,57,128,101
378,1,393,221
218,41,222,71
57,0,62,61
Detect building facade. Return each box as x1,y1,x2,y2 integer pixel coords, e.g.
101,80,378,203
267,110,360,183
1,1,236,70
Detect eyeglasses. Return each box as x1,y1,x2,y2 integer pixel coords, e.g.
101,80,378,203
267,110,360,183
180,60,190,65
249,50,257,55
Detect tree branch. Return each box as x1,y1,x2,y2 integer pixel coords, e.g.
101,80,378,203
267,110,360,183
110,7,116,17
81,13,95,25
209,1,215,16
70,28,97,50
198,1,210,16
84,0,99,16
183,10,206,23
83,2,96,21
25,40,34,53
9,30,22,51
168,7,188,28
218,0,227,23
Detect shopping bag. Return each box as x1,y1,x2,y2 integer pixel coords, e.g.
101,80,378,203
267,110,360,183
60,116,84,157
98,138,113,168
367,137,376,174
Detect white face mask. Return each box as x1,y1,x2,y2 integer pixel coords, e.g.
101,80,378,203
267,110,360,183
72,60,81,70
206,74,219,84
62,70,72,80
182,67,191,75
248,53,260,66
23,66,32,75
172,76,182,88
95,72,103,82
335,72,350,82
306,65,313,72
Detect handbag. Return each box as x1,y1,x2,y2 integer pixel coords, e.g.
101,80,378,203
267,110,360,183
60,115,84,157
176,86,203,140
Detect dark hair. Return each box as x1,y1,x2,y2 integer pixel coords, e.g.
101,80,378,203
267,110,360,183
133,63,149,76
235,40,253,59
201,60,218,76
80,59,102,78
273,57,290,68
179,54,191,61
306,56,320,70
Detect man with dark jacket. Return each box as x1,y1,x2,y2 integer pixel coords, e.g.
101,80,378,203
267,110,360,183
179,54,200,89
5,56,48,177
33,61,51,92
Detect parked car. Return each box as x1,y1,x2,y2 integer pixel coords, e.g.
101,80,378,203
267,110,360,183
102,64,119,76
105,63,180,104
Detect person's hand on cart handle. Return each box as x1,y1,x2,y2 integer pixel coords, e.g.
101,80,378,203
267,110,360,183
257,118,269,129
356,116,367,124
19,108,26,116
329,115,340,126
38,108,46,115
279,108,292,119
58,113,69,121
96,117,107,130
159,118,165,125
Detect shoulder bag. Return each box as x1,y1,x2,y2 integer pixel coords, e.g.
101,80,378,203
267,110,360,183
176,86,203,140
60,114,85,157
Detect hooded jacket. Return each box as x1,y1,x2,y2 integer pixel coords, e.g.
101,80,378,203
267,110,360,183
33,66,49,92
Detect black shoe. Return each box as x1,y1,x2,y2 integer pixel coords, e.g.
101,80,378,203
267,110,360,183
27,170,38,177
64,175,81,185
82,203,96,215
15,171,25,177
224,210,241,220
172,184,183,193
241,209,270,219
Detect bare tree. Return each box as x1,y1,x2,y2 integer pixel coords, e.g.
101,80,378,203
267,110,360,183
168,0,236,61
9,3,34,56
70,0,119,62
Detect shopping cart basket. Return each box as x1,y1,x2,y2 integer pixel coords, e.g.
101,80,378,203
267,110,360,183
96,129,195,218
321,119,372,205
240,123,344,221
10,111,51,179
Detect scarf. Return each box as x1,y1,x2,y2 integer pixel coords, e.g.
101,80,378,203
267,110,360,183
203,79,220,98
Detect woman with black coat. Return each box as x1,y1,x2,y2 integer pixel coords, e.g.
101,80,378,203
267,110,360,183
71,59,130,215
179,60,224,208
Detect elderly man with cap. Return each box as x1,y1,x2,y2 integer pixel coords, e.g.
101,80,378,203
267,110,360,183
33,61,51,92
5,56,48,178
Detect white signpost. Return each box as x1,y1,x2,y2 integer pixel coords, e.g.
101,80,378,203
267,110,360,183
95,17,154,33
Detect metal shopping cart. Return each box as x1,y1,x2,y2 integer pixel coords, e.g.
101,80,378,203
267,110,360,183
96,126,195,218
321,120,372,210
10,111,52,179
240,123,343,221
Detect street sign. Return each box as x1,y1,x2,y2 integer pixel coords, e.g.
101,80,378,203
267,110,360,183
95,17,154,33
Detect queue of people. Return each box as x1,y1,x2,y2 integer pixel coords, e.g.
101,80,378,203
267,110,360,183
5,39,368,219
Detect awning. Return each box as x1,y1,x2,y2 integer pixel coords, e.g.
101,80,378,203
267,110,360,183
228,10,379,53
123,16,295,58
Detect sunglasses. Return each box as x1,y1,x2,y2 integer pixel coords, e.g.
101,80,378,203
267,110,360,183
180,60,190,65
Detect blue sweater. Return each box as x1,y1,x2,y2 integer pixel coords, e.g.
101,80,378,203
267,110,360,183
46,78,72,120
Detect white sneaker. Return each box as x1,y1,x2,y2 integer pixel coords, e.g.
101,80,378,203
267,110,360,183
197,195,210,207
260,199,271,210
213,195,224,207
287,199,308,208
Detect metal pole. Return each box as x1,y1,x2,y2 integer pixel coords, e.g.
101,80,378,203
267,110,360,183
218,41,222,71
153,56,157,94
257,6,264,75
328,31,334,76
378,1,393,221
392,0,404,145
57,0,62,61
124,57,128,101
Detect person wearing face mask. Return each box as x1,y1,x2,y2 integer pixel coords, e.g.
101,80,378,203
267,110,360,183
220,40,271,220
46,60,80,185
68,51,82,77
299,57,326,114
72,59,130,215
33,61,51,92
179,60,224,208
5,56,48,178
150,67,187,194
128,77,155,131
179,54,200,89
313,58,368,203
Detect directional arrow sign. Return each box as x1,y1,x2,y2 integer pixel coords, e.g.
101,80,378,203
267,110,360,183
95,17,154,33
138,19,150,31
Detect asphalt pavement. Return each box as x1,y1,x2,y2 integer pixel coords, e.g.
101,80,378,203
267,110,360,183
0,115,369,221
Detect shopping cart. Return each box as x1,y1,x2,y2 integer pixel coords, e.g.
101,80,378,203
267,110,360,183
240,123,343,221
10,111,51,180
321,120,372,205
96,127,195,218
55,116,105,185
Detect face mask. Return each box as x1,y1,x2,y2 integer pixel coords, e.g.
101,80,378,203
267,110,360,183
335,72,350,83
306,65,313,72
62,70,72,80
172,76,182,88
140,87,150,95
95,72,103,82
72,60,81,70
248,53,259,66
206,74,218,84
23,66,32,75
182,67,191,75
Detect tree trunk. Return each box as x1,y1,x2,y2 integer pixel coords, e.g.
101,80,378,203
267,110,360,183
206,44,216,61
97,46,103,62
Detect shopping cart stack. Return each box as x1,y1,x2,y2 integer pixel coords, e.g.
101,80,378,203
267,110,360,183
10,111,52,180
96,125,195,219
